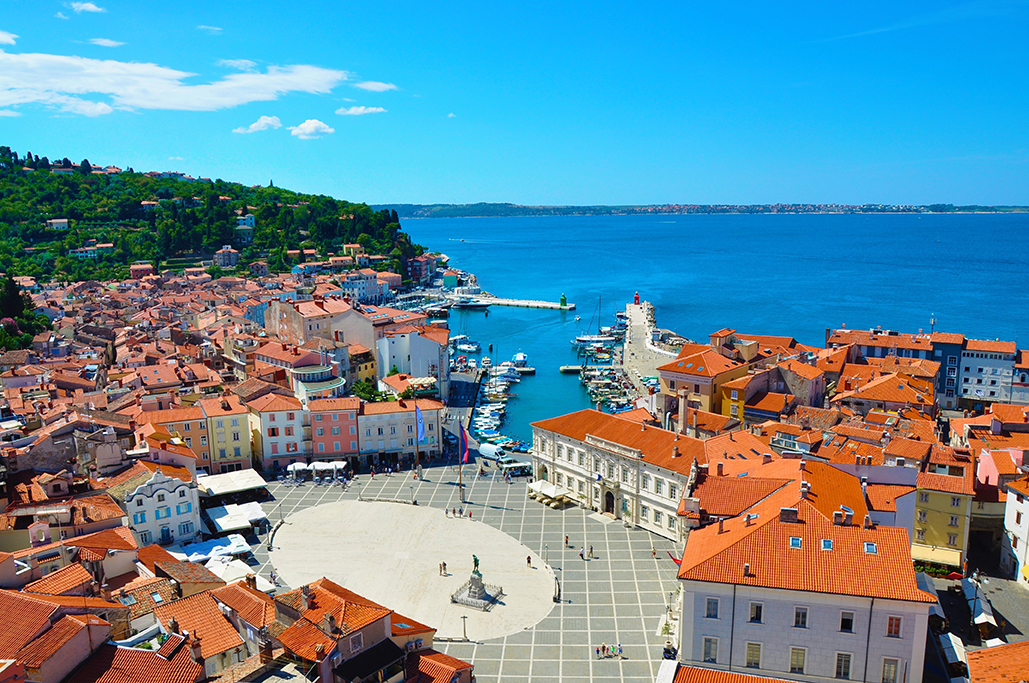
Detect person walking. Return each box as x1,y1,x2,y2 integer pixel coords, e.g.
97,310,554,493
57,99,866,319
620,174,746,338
442,561,447,575
617,643,623,659
589,545,594,559
564,534,569,548
579,546,585,560
595,646,600,659
601,643,607,658
526,555,532,568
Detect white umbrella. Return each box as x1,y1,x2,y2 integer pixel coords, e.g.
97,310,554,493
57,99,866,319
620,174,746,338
287,462,308,473
330,461,348,472
311,462,334,472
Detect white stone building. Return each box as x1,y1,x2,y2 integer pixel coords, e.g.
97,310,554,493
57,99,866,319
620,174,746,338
1000,475,1029,587
959,339,1017,405
126,470,201,546
375,325,450,398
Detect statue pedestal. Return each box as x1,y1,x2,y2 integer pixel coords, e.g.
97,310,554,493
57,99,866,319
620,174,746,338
467,572,487,600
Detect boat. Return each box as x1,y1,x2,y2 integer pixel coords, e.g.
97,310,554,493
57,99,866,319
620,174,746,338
572,334,617,348
481,356,492,369
456,341,481,353
451,297,491,310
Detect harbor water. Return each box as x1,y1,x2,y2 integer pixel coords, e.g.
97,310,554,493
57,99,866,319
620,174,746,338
407,213,1029,443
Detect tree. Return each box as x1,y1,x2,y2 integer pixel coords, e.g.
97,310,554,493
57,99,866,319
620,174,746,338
0,274,27,320
388,365,400,376
79,158,92,175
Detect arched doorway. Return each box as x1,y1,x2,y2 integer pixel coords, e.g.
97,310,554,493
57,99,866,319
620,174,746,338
540,465,548,481
605,491,615,515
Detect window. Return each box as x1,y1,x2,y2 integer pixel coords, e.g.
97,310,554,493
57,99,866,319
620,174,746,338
702,637,718,663
640,505,649,520
286,412,294,421
217,419,224,428
335,442,341,451
155,506,171,520
864,542,877,554
915,528,925,541
822,539,834,551
949,515,959,527
836,652,852,679
918,492,929,503
350,426,356,435
350,632,363,653
731,389,739,400
655,479,663,495
668,515,676,529
315,414,323,422
270,444,278,455
669,483,678,499
179,489,186,498
789,536,802,549
705,598,719,619
745,642,761,668
136,498,143,507
232,417,239,427
176,502,192,515
886,616,902,638
840,611,854,633
316,427,324,436
1017,511,1022,525
139,530,151,544
621,468,628,483
267,427,279,437
917,510,927,523
790,647,806,674
749,602,763,623
132,512,146,524
948,533,958,546
233,432,240,441
641,474,650,490
157,494,165,502
654,510,662,525
332,427,341,436
794,606,808,628
882,658,899,683
179,522,193,536
318,443,325,452
219,448,227,458
578,452,585,466
607,463,615,479
200,435,207,446
951,496,961,507
391,427,397,435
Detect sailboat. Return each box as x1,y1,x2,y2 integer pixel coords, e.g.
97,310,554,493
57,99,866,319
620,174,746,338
572,295,615,347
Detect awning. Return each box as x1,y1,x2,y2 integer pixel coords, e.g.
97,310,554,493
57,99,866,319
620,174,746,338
207,502,267,534
915,573,944,619
171,534,251,563
938,632,967,665
961,578,997,626
287,463,309,473
204,556,276,593
528,479,573,501
310,462,334,472
910,544,963,568
333,638,406,682
197,469,269,497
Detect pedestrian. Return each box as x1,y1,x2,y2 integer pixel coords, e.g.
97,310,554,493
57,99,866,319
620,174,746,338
445,508,449,517
601,643,607,658
651,546,657,559
459,507,463,517
442,561,447,575
439,563,443,576
617,643,622,659
564,534,569,547
589,545,594,559
579,547,585,560
452,507,456,517
468,510,472,520
595,646,600,659
527,555,532,568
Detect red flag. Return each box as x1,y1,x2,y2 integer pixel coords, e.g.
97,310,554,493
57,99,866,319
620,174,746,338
666,551,681,566
460,425,469,464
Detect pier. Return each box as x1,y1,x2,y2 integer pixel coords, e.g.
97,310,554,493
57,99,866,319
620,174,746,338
479,295,575,311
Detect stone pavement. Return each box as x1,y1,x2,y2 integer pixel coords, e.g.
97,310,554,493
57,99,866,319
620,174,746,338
250,461,683,683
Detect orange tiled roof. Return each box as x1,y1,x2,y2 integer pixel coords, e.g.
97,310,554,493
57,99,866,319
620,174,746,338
407,649,473,683
779,357,823,381
1006,476,1029,498
64,642,203,683
965,638,1029,683
136,544,178,573
678,498,935,603
211,580,276,629
276,616,335,661
23,562,93,595
659,349,742,378
674,664,798,683
966,338,1016,354
246,393,303,413
361,398,443,415
865,484,916,512
154,591,243,659
0,590,59,658
16,614,96,669
690,474,792,517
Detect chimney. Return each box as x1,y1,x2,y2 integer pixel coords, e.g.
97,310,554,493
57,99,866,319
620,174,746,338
843,510,853,526
863,514,873,530
314,643,326,660
672,445,680,458
800,486,808,500
799,459,806,471
833,511,844,525
188,633,203,665
745,513,754,526
855,454,861,466
641,422,645,432
716,462,724,476
718,518,724,534
169,617,179,634
779,507,799,523
743,562,750,576
300,584,312,612
762,453,772,464
323,612,337,634
245,573,257,590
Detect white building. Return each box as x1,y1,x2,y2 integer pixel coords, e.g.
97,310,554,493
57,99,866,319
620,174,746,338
959,339,1017,405
1000,475,1029,587
530,409,772,542
126,470,201,546
677,497,935,683
375,325,450,398
247,393,306,471
357,399,443,470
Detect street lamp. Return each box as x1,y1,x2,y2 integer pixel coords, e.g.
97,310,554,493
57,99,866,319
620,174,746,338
545,544,548,565
461,615,468,641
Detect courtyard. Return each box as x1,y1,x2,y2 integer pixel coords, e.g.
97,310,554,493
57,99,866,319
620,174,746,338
250,462,683,683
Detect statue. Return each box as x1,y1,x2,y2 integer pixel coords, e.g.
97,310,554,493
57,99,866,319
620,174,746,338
472,555,480,573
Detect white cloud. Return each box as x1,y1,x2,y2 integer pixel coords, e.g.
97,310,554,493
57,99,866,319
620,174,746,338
288,119,334,139
233,115,281,134
335,105,385,116
0,109,20,117
0,31,17,46
197,25,222,34
71,2,106,13
217,59,255,71
89,38,123,47
447,112,456,118
0,50,349,116
56,12,69,19
168,155,184,161
354,81,397,92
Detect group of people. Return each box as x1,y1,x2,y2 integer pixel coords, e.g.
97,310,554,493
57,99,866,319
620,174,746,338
595,643,622,659
445,507,472,519
577,545,595,560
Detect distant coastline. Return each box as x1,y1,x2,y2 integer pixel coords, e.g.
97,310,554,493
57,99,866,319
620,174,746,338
374,202,1029,219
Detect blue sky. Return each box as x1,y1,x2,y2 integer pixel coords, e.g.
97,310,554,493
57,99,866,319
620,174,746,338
1,1,1027,205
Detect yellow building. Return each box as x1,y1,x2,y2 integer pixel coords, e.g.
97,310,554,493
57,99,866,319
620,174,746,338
657,348,750,426
350,344,377,385
197,395,252,472
912,445,975,568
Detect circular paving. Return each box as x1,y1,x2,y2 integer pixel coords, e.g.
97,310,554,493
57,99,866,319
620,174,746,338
271,499,556,640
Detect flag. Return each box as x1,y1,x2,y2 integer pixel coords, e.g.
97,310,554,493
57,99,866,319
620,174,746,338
415,405,425,442
460,424,469,464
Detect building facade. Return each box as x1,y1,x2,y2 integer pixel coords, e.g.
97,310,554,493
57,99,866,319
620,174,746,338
126,470,201,546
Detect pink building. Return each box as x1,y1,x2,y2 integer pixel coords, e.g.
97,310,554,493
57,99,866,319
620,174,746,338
309,397,360,466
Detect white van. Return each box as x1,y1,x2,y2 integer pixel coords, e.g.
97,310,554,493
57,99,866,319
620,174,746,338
478,443,506,461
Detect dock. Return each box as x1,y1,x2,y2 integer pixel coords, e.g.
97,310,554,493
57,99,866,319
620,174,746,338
480,296,575,311
559,365,612,374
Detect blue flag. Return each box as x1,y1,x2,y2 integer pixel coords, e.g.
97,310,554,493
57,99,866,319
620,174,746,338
415,405,425,442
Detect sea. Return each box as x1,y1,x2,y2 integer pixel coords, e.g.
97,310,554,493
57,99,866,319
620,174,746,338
405,213,1029,444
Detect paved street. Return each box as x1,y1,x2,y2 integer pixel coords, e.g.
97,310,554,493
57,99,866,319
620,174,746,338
247,460,682,683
